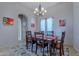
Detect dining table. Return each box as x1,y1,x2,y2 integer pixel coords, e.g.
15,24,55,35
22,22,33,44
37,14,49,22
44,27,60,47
32,35,57,56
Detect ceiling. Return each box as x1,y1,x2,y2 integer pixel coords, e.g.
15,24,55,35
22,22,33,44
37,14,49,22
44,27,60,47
20,2,59,10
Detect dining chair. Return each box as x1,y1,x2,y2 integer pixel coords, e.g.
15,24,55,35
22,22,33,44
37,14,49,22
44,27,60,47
34,32,48,56
26,31,36,52
55,32,65,56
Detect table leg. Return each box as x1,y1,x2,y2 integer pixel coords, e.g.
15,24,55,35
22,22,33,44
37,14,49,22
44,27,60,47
49,41,52,56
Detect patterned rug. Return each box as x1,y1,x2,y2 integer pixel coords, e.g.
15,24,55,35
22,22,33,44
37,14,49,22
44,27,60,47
13,43,69,56
1,43,69,56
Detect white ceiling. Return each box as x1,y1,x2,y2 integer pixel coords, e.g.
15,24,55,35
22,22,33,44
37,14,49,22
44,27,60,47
20,2,59,10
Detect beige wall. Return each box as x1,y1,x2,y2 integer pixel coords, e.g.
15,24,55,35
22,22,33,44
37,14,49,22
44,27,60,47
73,3,79,52
0,2,32,49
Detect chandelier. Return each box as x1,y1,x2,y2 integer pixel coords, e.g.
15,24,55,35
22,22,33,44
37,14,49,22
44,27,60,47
33,4,47,16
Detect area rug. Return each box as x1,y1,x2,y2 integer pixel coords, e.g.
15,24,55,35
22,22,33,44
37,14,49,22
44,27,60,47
13,44,69,56
0,43,69,56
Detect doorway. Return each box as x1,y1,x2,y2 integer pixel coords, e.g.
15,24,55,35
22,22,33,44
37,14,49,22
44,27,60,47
18,14,28,44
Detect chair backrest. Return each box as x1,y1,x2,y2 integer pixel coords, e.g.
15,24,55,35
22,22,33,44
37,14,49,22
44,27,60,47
61,32,65,43
34,31,44,40
47,31,54,36
26,31,32,41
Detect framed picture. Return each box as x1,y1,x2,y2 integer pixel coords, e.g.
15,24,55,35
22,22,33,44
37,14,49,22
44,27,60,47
59,19,65,26
3,17,14,25
31,23,35,28
0,19,2,28
31,20,35,28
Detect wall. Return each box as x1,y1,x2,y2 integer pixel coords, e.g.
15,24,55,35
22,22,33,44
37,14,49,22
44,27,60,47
73,3,79,52
0,2,32,49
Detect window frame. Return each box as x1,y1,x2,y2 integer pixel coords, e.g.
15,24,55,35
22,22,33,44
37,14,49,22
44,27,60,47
40,17,54,34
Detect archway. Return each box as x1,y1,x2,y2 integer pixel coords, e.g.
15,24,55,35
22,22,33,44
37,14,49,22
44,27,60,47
18,14,28,43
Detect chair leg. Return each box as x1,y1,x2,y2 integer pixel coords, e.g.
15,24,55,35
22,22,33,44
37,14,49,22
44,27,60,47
62,49,64,55
53,47,55,55
40,48,42,52
43,47,44,56
31,43,33,52
35,44,37,54
52,44,55,55
59,48,62,56
62,46,64,55
49,45,52,56
26,42,28,49
47,46,48,53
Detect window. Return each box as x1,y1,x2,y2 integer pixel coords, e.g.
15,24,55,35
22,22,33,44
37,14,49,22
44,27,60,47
40,19,45,32
40,17,54,34
47,17,53,31
40,17,65,37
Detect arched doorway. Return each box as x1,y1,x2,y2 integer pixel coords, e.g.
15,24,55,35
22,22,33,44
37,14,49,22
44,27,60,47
18,14,28,43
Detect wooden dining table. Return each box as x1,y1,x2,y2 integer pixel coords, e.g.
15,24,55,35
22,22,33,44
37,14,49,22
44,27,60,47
32,35,57,56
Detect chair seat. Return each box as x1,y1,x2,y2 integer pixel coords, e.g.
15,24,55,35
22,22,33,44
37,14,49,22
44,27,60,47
56,43,61,49
37,42,48,48
32,40,37,44
27,39,36,44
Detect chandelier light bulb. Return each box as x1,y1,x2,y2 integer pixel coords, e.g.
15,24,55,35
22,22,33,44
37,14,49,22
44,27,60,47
44,10,47,13
34,11,36,14
41,7,44,11
35,8,38,11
